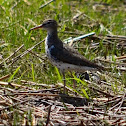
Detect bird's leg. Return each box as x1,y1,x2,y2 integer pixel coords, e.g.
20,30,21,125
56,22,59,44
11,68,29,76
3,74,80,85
70,72,76,89
62,71,66,94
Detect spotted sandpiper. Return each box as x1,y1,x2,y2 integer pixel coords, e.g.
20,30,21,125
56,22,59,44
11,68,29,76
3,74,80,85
30,19,104,93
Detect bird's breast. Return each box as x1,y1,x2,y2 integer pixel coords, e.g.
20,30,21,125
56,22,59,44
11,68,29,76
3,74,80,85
45,37,48,55
45,45,51,61
45,37,55,61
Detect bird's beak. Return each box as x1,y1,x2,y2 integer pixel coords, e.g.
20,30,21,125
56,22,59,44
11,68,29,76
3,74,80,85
30,24,43,31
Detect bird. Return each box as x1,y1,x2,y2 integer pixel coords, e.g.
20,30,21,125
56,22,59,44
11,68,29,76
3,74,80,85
30,19,105,93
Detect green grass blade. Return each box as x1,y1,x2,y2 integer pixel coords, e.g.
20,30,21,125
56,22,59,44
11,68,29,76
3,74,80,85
81,89,89,99
72,73,88,86
8,66,21,82
55,67,62,82
31,63,35,81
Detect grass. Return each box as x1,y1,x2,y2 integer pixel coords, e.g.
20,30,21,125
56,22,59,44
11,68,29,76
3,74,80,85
0,0,126,125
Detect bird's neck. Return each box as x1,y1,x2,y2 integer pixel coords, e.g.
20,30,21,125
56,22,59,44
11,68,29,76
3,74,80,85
46,29,63,48
47,29,58,39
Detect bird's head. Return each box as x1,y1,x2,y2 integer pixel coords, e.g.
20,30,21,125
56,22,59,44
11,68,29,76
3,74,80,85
30,19,58,31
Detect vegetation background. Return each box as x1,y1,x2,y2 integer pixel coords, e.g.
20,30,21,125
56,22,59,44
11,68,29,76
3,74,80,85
0,0,126,125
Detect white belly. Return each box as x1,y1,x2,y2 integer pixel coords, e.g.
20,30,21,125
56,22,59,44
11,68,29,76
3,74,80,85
51,60,97,72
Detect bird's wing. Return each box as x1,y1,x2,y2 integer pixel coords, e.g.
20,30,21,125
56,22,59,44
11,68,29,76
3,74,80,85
49,44,104,70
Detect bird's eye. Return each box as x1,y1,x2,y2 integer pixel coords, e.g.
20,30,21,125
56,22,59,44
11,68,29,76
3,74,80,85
47,22,51,24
